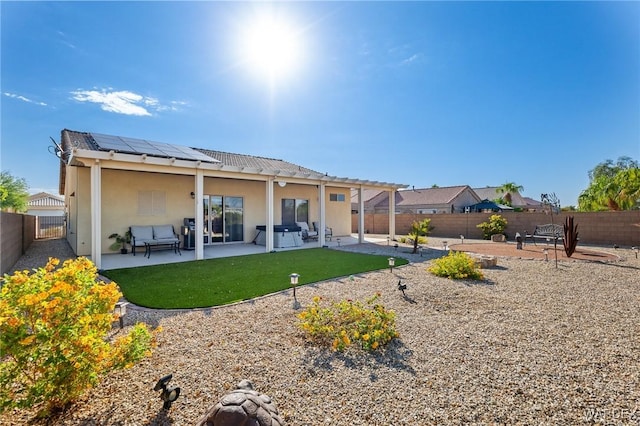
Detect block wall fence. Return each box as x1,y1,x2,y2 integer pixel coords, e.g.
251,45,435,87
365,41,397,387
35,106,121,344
352,211,640,247
1,212,35,275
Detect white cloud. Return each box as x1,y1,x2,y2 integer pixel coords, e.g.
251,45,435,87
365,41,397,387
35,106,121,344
400,53,423,66
4,92,47,106
71,89,153,116
70,89,188,116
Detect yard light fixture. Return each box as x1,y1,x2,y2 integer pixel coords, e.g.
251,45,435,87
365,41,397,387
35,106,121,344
543,248,549,261
337,238,341,246
442,241,448,251
632,246,638,259
388,257,395,272
460,235,465,244
114,301,128,329
387,236,390,246
418,246,423,257
154,374,181,410
289,273,300,308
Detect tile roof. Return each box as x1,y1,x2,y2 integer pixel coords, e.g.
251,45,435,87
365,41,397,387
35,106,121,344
195,148,321,175
61,129,324,175
396,186,474,205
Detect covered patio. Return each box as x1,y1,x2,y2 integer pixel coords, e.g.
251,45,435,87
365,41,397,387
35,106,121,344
96,234,388,270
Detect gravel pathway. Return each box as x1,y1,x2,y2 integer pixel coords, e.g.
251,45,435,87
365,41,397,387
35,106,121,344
2,239,639,425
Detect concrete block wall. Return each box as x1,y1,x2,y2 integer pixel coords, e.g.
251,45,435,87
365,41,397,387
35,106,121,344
353,211,640,247
1,212,35,275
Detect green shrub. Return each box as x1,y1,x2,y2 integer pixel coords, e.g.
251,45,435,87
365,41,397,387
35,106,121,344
0,257,157,415
297,293,399,351
398,235,426,245
476,214,508,239
428,251,484,280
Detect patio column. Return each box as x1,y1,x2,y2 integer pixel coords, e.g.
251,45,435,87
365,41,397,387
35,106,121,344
319,183,326,246
266,177,274,252
90,160,102,269
358,186,365,243
195,169,204,260
389,189,396,240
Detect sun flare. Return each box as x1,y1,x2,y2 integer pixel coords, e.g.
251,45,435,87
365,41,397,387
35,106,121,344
240,15,302,82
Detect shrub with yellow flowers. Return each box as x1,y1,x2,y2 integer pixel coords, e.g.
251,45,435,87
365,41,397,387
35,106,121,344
297,293,398,352
0,257,157,415
427,251,484,280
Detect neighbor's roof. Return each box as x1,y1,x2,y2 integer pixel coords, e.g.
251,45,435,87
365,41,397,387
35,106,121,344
472,186,535,207
396,185,478,206
28,192,64,208
59,129,407,191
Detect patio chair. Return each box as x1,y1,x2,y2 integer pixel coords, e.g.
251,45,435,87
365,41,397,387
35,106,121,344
296,222,318,241
313,222,333,241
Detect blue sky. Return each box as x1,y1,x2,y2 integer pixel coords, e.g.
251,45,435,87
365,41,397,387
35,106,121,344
2,1,638,207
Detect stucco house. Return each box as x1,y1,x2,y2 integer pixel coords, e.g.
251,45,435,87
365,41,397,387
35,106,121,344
359,186,482,214
57,129,406,268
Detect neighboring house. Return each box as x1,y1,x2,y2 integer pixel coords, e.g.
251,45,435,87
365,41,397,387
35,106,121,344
27,192,65,216
361,185,482,214
57,129,406,268
350,188,384,213
472,187,542,211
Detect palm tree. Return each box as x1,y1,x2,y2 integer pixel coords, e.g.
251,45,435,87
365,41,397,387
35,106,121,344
496,182,524,206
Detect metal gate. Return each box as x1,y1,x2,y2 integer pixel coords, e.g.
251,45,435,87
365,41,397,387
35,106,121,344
35,216,66,239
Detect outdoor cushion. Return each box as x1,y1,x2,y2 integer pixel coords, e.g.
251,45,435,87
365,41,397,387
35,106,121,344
153,225,176,240
130,225,154,244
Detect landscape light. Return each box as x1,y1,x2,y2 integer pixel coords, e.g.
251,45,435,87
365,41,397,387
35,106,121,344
114,302,128,329
154,374,180,410
632,246,638,259
460,235,465,244
442,241,448,251
388,257,395,272
543,248,549,261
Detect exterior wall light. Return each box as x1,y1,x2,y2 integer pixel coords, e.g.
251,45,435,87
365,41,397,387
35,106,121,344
190,192,195,199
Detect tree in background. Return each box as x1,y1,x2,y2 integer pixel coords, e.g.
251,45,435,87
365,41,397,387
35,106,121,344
0,171,29,213
578,156,640,211
496,182,524,206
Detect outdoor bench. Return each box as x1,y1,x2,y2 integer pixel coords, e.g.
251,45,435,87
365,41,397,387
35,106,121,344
130,225,181,258
524,224,564,246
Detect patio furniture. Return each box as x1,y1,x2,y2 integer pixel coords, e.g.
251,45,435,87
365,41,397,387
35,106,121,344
253,225,304,248
130,225,181,256
296,222,318,241
312,222,333,241
525,224,564,246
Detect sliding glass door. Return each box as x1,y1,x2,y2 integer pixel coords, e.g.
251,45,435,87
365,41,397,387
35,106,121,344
203,195,243,244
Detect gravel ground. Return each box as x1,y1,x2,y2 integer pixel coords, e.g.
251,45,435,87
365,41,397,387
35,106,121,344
2,239,639,425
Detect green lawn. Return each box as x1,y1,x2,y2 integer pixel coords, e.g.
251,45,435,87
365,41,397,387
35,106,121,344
103,248,408,309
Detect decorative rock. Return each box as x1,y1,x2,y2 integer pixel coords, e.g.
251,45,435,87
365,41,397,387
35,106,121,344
473,255,498,268
196,380,285,426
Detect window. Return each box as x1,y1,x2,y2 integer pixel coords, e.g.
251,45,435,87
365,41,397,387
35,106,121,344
282,199,308,224
137,190,166,216
329,193,345,202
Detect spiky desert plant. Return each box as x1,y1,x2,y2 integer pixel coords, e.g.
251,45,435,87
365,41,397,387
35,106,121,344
563,216,579,257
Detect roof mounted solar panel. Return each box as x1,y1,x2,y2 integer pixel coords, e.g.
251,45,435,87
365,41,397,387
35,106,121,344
91,133,219,163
